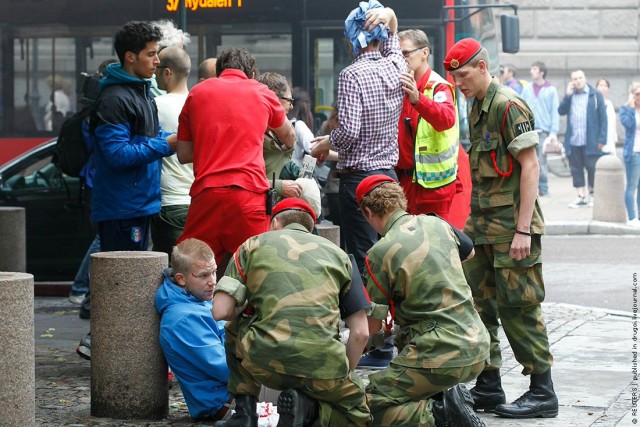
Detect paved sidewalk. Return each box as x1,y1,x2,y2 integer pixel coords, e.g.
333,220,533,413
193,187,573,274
35,297,636,426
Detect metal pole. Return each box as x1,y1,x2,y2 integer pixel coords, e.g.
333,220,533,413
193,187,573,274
178,0,187,32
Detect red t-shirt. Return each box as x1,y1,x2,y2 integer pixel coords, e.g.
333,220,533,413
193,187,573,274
178,69,286,197
396,67,456,169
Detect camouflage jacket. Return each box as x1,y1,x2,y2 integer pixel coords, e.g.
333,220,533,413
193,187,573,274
364,210,490,369
216,223,352,379
465,78,545,246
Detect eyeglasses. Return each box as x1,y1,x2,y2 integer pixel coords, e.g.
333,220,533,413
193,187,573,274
401,47,426,58
280,96,294,104
634,92,640,97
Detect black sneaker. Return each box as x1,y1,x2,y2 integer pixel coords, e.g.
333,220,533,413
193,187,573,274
77,333,91,360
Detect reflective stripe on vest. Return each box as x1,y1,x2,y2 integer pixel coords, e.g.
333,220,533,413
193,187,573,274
414,72,459,189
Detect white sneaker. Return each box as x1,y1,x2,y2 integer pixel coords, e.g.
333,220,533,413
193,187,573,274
628,218,640,227
568,197,588,209
68,293,86,305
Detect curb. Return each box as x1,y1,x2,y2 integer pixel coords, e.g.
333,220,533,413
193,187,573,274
546,221,640,236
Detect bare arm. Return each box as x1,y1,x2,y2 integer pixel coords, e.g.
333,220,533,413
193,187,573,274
344,310,370,370
510,146,538,261
176,139,194,164
212,292,239,321
272,119,296,149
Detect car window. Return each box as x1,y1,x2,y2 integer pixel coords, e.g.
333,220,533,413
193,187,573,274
2,153,67,190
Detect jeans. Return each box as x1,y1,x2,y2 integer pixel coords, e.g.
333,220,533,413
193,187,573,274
70,234,101,295
338,169,397,276
568,145,599,189
625,152,640,220
536,131,549,194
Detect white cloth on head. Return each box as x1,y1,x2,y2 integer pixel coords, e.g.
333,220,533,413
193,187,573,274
295,178,321,218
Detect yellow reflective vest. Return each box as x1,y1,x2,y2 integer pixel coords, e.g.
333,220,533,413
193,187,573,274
414,72,459,189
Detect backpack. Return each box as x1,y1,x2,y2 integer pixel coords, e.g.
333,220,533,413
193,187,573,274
52,106,91,177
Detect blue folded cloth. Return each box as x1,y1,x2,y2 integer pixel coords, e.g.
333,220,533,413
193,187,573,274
344,0,389,57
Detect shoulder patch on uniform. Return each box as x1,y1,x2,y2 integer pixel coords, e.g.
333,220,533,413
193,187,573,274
514,120,534,137
434,92,447,103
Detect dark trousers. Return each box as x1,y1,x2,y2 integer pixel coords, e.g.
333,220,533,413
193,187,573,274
338,169,397,276
98,216,151,251
568,145,599,190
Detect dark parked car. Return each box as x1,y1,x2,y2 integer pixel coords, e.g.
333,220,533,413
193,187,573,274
0,139,94,281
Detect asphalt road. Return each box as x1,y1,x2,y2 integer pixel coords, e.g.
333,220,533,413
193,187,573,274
542,235,640,312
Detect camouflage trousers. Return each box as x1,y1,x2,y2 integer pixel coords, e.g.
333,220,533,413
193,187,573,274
224,327,372,426
366,360,485,426
462,235,553,375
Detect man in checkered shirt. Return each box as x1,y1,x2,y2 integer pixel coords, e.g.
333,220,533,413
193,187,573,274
311,2,406,276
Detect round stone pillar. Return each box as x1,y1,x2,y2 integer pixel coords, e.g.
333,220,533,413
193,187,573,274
316,223,341,247
0,272,34,426
90,251,168,420
593,155,627,223
0,207,26,272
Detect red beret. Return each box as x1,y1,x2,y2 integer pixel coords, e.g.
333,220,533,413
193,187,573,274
272,197,317,223
356,175,396,206
443,38,482,72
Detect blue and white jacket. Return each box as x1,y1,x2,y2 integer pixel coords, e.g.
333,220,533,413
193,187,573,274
155,268,230,420
91,63,173,222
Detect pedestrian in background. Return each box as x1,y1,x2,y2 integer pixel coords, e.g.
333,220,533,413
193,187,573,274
445,38,558,419
521,61,559,197
619,82,640,227
500,64,523,94
558,69,607,208
595,77,619,155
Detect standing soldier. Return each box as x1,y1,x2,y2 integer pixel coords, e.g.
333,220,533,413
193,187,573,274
212,198,371,427
357,175,489,427
445,38,559,418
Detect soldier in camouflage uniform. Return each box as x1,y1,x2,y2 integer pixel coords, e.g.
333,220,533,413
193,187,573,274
356,175,489,427
212,198,371,427
445,38,559,419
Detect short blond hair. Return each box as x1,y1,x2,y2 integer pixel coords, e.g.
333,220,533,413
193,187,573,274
171,238,214,274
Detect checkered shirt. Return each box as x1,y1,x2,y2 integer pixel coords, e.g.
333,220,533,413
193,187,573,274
330,33,406,171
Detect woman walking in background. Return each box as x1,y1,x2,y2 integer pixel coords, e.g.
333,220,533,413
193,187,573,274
619,82,640,227
596,78,618,155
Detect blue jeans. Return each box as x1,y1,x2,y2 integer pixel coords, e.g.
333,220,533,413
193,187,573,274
535,131,549,194
339,169,397,276
625,152,640,220
70,234,101,295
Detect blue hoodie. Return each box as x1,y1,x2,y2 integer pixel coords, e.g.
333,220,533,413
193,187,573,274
91,63,173,222
155,268,230,419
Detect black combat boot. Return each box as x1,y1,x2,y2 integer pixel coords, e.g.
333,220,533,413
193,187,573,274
494,369,559,418
469,369,506,412
213,394,258,427
432,384,486,427
277,388,319,427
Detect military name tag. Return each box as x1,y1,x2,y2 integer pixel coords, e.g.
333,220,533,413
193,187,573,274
514,120,534,137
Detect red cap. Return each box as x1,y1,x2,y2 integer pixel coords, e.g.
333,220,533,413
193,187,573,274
272,197,317,223
443,38,482,71
355,175,396,206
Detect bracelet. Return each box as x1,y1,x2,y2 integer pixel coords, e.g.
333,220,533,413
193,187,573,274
515,229,531,236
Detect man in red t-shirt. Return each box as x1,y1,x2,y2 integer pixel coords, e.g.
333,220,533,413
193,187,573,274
176,48,295,278
396,29,467,223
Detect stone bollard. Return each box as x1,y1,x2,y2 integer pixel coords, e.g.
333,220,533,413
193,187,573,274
0,272,35,426
593,155,627,223
316,223,340,247
91,251,168,420
0,207,26,272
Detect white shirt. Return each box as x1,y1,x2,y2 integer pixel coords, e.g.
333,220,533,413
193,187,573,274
291,119,315,166
155,93,194,206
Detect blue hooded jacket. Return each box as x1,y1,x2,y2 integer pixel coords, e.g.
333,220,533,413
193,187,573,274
91,63,173,222
155,268,230,419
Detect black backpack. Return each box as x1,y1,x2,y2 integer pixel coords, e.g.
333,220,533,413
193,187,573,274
52,71,102,178
52,106,92,177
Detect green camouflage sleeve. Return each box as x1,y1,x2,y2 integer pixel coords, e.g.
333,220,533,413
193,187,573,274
501,99,539,158
364,255,391,320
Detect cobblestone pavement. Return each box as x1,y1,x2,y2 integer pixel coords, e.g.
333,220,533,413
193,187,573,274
35,298,633,426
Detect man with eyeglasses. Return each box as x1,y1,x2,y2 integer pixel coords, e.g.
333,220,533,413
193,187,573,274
395,29,460,221
155,238,232,422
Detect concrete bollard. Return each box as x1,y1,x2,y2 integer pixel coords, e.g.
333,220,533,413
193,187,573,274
316,223,340,247
0,272,35,426
0,207,26,273
593,155,627,223
91,251,168,420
